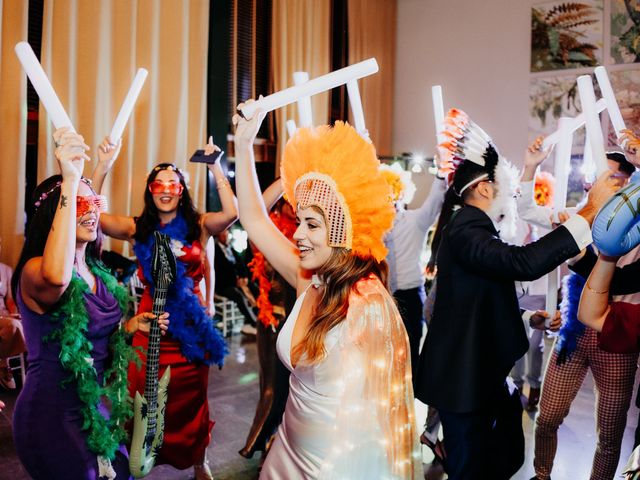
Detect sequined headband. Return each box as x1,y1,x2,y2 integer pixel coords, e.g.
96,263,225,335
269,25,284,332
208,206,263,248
34,177,93,211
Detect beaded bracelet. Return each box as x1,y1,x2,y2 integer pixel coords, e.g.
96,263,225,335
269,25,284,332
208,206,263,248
585,282,609,295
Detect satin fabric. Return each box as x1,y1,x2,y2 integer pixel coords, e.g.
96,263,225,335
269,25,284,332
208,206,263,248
128,334,212,469
260,275,420,479
13,279,131,479
128,238,212,469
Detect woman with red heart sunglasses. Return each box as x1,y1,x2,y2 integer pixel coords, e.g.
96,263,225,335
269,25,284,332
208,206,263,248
92,136,237,480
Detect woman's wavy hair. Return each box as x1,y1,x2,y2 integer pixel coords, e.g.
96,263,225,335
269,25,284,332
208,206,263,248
134,163,201,244
11,175,103,298
293,207,389,364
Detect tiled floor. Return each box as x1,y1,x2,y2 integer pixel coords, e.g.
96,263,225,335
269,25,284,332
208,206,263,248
1,335,638,479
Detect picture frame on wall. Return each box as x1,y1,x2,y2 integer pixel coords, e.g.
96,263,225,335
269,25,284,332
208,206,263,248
606,68,640,144
610,0,640,64
529,73,602,145
531,0,604,72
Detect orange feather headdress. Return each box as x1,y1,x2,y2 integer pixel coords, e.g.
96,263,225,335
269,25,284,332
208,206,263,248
280,121,395,262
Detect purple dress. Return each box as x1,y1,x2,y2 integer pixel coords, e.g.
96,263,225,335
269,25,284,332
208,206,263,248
13,278,131,479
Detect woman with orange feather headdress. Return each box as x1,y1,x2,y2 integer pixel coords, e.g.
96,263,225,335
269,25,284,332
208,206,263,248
233,103,421,479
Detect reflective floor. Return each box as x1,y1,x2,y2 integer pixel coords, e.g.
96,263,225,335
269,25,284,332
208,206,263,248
1,335,638,479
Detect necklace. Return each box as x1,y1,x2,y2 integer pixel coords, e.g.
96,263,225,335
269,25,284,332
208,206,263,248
45,260,137,460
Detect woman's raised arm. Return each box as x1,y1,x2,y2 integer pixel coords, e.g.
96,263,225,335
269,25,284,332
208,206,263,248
22,130,89,310
233,106,299,287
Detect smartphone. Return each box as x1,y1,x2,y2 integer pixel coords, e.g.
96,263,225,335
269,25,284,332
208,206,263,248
189,149,224,164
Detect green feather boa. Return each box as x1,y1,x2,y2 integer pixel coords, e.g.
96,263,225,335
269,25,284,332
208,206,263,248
45,261,138,460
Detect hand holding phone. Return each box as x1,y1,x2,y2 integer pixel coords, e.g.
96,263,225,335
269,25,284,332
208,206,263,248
189,149,224,165
190,136,224,164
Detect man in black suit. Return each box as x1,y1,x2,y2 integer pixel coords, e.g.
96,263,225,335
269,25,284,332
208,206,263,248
414,109,616,480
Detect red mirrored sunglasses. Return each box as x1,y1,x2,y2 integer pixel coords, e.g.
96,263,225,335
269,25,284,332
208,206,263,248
148,180,184,196
76,195,108,217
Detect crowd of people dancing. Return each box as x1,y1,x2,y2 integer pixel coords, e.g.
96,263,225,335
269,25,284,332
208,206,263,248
2,72,640,480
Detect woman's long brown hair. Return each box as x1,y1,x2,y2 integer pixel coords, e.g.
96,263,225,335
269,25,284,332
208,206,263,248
293,247,389,364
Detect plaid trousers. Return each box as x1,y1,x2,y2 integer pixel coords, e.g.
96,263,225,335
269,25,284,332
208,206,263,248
533,328,638,479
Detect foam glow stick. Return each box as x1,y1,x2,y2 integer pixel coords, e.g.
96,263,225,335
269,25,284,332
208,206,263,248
594,66,626,139
542,98,607,150
286,119,297,138
582,139,596,183
546,118,573,321
346,79,367,137
553,117,572,214
240,58,379,119
292,71,313,128
577,75,608,175
109,68,148,142
432,85,445,143
14,41,75,131
545,269,559,319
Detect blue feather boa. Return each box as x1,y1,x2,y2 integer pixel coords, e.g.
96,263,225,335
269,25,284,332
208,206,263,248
133,213,227,366
555,271,587,365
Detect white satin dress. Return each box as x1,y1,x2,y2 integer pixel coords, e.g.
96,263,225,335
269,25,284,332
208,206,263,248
259,275,421,480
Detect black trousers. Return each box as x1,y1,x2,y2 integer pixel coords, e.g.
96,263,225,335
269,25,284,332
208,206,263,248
393,287,424,381
439,384,524,480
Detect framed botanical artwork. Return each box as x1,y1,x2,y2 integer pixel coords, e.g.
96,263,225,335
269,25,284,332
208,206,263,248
605,68,640,144
531,0,604,72
610,0,640,64
529,73,601,144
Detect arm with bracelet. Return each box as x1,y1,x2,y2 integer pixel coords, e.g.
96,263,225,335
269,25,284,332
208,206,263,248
197,136,238,237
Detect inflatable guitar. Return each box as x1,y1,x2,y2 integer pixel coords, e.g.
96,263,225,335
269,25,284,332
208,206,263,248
592,171,640,256
129,231,176,477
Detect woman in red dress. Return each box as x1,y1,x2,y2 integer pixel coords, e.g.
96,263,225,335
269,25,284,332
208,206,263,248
94,138,236,480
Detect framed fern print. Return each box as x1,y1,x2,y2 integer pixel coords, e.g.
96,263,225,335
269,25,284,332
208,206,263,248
531,0,604,72
611,0,640,63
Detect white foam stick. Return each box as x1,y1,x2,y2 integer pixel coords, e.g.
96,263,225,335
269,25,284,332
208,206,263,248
240,58,379,119
582,139,596,183
292,71,313,128
594,66,627,140
286,119,297,138
346,79,367,137
545,268,559,321
109,68,148,143
432,85,445,144
542,98,607,150
14,41,75,131
546,118,573,321
553,117,572,213
577,75,608,175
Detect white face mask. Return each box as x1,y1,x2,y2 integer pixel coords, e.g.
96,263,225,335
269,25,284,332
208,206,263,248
486,158,520,243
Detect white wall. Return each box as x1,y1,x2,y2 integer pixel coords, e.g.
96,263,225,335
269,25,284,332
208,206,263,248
393,0,532,171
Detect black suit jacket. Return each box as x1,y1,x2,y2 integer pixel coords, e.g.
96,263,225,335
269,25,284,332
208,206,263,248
415,205,581,413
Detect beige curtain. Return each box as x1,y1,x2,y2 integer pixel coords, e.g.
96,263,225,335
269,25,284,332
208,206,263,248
38,0,210,256
272,0,331,168
348,0,396,156
0,0,28,268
